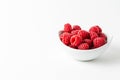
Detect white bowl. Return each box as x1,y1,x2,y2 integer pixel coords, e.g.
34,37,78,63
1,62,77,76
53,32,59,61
58,31,113,61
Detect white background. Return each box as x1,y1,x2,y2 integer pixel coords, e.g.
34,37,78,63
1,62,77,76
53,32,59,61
0,0,120,80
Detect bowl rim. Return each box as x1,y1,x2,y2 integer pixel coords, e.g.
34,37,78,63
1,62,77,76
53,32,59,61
58,30,113,52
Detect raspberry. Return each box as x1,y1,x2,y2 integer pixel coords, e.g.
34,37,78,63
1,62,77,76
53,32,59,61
73,25,81,30
70,35,82,47
89,25,102,34
69,44,78,49
84,39,92,47
93,37,106,48
59,23,107,50
78,30,90,39
99,32,107,40
78,43,89,50
59,30,64,40
60,32,71,45
64,23,72,32
90,31,98,41
71,30,80,35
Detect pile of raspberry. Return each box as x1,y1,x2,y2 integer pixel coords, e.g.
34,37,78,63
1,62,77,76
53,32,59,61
59,23,107,50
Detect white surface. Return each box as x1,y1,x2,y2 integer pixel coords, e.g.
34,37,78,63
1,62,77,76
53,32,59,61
0,0,120,80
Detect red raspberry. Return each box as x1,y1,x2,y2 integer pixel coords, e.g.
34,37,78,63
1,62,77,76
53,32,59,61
78,43,89,50
60,32,71,45
64,23,72,32
73,25,81,30
71,30,80,35
99,32,107,40
89,25,102,34
84,39,92,47
59,30,64,40
77,30,90,39
69,44,78,49
90,31,98,41
70,35,82,47
93,37,106,48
